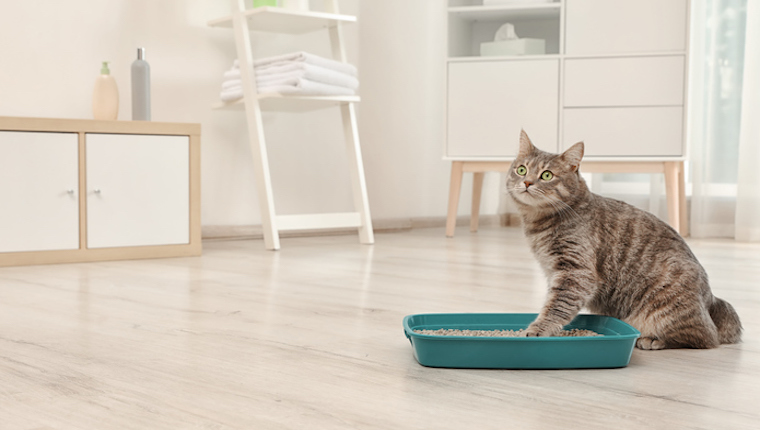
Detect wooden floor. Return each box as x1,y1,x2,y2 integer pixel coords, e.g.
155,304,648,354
1,226,758,429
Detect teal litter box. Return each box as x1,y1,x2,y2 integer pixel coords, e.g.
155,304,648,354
403,313,640,369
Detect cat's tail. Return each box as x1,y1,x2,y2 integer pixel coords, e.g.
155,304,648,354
709,297,742,344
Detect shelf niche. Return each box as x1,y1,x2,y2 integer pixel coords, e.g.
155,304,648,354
448,1,561,58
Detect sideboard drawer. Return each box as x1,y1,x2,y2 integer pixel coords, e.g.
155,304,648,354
565,0,688,55
564,56,685,108
562,106,684,157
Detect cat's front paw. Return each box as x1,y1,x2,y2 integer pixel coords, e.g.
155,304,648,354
524,321,562,337
636,337,667,350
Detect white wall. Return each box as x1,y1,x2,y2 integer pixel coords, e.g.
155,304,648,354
0,0,500,232
357,0,501,221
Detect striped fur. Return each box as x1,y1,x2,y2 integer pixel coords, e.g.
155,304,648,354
508,131,742,349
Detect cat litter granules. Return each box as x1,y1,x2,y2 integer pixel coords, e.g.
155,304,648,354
414,328,602,337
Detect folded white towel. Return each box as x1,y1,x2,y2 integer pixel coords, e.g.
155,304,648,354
219,52,358,102
255,62,359,89
222,79,241,90
254,51,357,77
223,69,241,80
220,86,243,102
221,71,357,91
223,62,357,88
257,78,356,96
219,79,355,102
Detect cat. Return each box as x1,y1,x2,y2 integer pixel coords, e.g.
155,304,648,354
507,130,742,349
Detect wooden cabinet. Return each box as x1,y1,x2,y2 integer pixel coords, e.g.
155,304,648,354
0,117,201,267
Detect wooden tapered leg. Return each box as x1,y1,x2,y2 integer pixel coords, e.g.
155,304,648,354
446,162,464,238
470,172,485,233
664,161,684,236
677,161,688,237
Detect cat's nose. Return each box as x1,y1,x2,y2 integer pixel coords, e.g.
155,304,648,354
524,180,533,188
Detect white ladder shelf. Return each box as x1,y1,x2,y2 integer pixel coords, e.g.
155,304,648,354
210,0,374,250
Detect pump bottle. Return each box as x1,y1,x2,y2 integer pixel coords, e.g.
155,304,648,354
131,47,151,121
92,61,119,120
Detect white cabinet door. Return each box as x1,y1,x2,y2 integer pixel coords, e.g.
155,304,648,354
0,131,79,253
565,0,688,55
447,59,559,158
86,133,189,249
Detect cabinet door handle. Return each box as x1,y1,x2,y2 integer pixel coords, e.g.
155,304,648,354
66,189,75,195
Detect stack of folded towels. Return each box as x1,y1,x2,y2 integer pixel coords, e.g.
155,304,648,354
220,51,359,102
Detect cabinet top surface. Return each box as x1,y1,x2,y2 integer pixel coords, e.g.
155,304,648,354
0,117,201,135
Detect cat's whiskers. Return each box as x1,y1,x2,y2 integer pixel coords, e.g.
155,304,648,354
531,188,581,223
508,184,580,224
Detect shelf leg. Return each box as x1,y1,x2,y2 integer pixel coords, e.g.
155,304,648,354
446,161,464,238
471,171,485,233
341,103,374,244
678,161,688,237
327,2,374,244
664,161,686,237
232,0,280,250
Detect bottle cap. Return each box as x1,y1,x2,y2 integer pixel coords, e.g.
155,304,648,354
100,61,110,75
137,47,146,60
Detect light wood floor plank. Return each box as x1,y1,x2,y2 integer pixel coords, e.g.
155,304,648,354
1,226,759,429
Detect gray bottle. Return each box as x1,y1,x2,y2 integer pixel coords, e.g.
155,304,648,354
131,47,151,121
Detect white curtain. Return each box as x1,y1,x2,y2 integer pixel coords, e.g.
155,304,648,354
690,0,760,241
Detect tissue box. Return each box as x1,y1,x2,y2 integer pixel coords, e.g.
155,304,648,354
480,39,546,56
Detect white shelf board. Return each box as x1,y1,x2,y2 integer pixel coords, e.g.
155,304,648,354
448,3,561,21
208,7,356,34
213,94,360,113
448,54,561,62
276,212,362,231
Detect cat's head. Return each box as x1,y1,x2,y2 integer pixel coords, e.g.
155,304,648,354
507,130,587,210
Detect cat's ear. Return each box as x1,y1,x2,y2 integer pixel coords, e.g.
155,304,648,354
518,129,537,158
561,141,584,172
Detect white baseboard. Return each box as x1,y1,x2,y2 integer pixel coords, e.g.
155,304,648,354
201,214,516,241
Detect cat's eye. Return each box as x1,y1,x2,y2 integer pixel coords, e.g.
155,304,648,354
516,165,527,176
541,171,554,181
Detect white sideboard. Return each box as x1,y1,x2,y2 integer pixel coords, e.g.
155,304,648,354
445,0,690,236
0,117,201,267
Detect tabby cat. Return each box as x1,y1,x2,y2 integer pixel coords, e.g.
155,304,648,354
508,130,742,349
